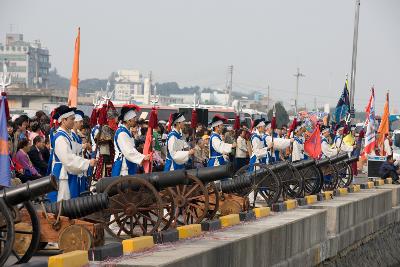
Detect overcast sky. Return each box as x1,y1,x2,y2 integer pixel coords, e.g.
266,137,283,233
1,0,399,113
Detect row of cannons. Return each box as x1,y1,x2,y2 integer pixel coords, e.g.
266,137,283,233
0,153,357,265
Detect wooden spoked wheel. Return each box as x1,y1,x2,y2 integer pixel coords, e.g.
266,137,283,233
168,175,209,226
335,161,353,188
300,165,323,195
102,177,163,240
0,198,14,267
205,182,220,220
58,225,93,253
158,189,175,230
9,201,41,265
273,162,303,199
235,163,282,208
320,163,340,191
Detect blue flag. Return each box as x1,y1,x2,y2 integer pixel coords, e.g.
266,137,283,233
333,81,350,124
0,95,11,187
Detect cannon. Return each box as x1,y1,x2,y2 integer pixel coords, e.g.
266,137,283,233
95,165,253,239
334,155,359,188
0,176,57,266
315,153,349,191
96,170,208,239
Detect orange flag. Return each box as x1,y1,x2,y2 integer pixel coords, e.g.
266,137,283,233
377,92,390,155
68,28,80,107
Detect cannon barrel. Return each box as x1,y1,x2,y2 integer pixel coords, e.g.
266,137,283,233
96,169,189,193
187,163,234,184
220,174,253,194
316,153,349,167
0,176,58,206
45,193,109,219
291,159,316,170
344,156,359,164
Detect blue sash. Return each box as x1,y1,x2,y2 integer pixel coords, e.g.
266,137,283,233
207,133,226,167
111,126,138,176
48,130,79,202
164,130,185,171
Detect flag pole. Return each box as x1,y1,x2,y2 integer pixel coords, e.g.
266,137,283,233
349,0,361,119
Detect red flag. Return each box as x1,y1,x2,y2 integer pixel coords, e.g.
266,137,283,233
143,108,158,173
288,117,297,137
304,126,321,159
234,114,240,130
68,28,80,107
191,109,197,129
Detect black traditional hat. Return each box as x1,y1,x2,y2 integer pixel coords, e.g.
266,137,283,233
54,105,76,123
118,104,141,122
209,114,228,128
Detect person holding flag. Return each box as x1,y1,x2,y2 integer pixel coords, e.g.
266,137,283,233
208,114,236,167
320,125,338,158
334,123,354,153
164,112,195,171
71,109,88,194
111,104,150,176
48,105,97,202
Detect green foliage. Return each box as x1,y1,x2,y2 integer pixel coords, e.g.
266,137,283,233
267,101,290,127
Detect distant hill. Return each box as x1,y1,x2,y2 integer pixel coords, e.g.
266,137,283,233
48,69,255,98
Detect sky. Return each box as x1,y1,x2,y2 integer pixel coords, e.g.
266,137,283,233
1,0,399,114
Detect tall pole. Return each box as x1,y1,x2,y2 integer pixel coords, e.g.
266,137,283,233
349,0,361,118
267,84,270,111
226,65,233,106
293,67,305,115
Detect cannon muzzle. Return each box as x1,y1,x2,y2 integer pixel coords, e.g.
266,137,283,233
344,156,359,164
220,174,253,194
0,176,58,206
187,163,234,184
96,169,190,193
45,193,109,219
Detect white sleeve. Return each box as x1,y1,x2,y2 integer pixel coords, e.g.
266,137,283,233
265,136,291,150
118,131,146,165
168,135,189,164
239,138,247,152
291,141,303,161
212,137,232,155
321,142,338,158
251,138,269,158
55,137,90,175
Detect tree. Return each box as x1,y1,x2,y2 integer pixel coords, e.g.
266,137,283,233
267,101,290,127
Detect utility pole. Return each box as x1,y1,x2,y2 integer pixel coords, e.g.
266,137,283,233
267,84,270,111
293,67,305,115
226,65,233,106
349,0,361,119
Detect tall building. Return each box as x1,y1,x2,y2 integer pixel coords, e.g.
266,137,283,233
0,33,51,88
114,69,143,101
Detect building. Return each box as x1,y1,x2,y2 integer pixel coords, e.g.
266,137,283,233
114,69,143,101
200,91,230,106
169,94,196,104
0,33,51,88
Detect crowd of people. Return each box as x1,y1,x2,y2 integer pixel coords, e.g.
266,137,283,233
6,101,399,200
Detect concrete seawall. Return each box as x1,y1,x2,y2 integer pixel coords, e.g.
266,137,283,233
109,184,400,267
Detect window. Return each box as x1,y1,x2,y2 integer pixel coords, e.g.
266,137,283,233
22,97,29,108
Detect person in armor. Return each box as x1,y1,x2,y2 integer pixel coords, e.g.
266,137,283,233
94,105,118,179
208,115,236,167
164,112,195,171
111,104,150,176
48,105,96,202
320,125,338,158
